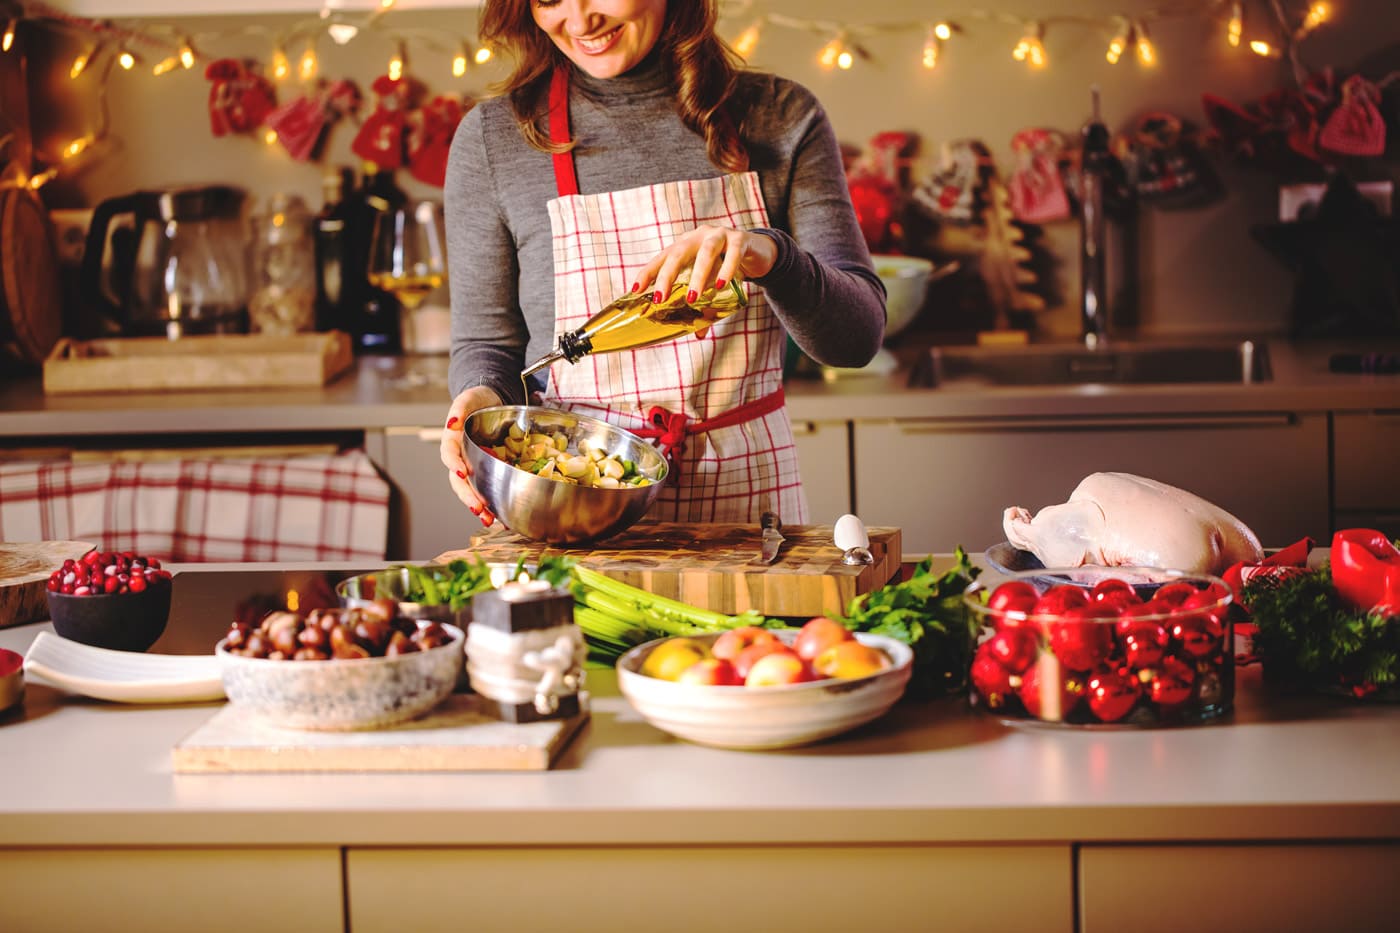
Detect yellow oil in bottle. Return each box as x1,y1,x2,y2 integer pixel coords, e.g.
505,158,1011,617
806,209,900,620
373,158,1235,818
521,277,747,380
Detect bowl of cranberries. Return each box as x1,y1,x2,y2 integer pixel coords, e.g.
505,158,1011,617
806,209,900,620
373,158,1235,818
963,567,1234,727
45,550,174,652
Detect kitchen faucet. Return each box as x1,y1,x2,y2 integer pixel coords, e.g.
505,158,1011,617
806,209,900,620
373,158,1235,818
1079,86,1111,349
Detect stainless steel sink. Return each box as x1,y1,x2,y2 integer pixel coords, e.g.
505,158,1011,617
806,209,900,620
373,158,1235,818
909,340,1270,387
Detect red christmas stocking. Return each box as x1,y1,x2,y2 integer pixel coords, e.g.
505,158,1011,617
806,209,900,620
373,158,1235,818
408,94,470,187
352,75,411,170
205,59,277,137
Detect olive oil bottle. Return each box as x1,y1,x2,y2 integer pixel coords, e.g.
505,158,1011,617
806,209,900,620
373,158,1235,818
522,277,748,380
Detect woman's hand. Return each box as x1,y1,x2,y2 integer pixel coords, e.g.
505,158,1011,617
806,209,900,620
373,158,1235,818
631,224,777,309
440,385,504,527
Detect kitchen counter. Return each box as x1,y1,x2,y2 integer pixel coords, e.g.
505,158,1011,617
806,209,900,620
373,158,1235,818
1,561,1398,932
2,337,1399,438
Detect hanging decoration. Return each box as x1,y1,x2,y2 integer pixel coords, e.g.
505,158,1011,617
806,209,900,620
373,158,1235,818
264,78,360,163
1006,129,1072,224
408,93,472,188
204,58,276,138
352,74,412,171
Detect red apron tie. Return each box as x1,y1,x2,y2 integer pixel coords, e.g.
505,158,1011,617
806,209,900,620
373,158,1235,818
636,388,786,479
548,66,580,197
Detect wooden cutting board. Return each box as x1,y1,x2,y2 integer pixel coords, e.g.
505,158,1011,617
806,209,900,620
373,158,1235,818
441,523,902,618
0,540,94,629
173,694,588,773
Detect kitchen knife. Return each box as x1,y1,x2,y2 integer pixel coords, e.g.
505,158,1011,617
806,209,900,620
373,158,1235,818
758,511,785,564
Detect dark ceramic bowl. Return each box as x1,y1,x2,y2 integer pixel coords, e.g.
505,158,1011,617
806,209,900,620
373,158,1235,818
45,582,172,652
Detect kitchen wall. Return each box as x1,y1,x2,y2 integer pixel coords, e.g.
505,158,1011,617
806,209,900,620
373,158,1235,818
27,0,1400,341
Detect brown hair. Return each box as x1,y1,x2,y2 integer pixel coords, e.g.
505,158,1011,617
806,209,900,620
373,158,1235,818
479,0,750,172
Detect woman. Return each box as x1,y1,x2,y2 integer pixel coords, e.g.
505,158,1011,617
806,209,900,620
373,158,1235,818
440,0,885,527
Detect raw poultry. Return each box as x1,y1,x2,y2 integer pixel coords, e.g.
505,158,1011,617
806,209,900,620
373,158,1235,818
1003,472,1264,575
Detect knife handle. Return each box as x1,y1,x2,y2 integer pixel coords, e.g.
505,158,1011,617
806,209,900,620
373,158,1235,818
761,511,781,532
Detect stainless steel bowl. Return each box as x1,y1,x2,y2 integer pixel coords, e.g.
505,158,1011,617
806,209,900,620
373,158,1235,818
464,405,667,544
336,567,465,628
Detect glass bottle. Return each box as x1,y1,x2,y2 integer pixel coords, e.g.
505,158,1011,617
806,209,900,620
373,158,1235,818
248,193,316,336
313,166,354,333
351,163,404,354
522,277,748,379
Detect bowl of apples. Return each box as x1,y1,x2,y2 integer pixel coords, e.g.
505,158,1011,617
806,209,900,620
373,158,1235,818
615,617,913,750
963,566,1234,728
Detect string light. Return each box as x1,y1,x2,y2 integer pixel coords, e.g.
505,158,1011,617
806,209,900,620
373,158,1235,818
270,44,290,81
387,40,406,80
1226,2,1244,47
263,128,279,146
1106,18,1130,64
474,44,493,64
921,25,941,69
152,52,179,76
1301,2,1332,32
298,40,318,81
69,43,95,79
1134,20,1156,66
326,23,358,46
451,41,468,77
2,18,15,53
817,32,845,70
1012,22,1046,69
1249,38,1283,58
177,36,195,69
117,44,139,70
733,18,763,58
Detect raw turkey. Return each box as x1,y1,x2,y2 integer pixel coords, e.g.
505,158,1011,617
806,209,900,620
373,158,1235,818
1003,472,1264,575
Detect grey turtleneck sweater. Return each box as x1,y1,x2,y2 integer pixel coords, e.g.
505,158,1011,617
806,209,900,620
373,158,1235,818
444,57,886,405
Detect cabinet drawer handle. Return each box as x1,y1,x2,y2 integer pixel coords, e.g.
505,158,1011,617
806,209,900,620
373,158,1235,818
891,414,1297,434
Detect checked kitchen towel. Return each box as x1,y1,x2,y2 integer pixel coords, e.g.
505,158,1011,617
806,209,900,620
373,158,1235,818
0,450,389,562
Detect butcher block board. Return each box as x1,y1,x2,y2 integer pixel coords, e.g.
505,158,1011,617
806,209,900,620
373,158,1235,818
43,331,353,395
444,523,902,618
0,540,93,629
172,694,588,773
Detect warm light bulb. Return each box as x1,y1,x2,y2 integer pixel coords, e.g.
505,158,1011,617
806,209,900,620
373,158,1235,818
388,44,405,81
271,46,290,81
178,39,195,69
298,44,318,81
327,23,359,45
2,19,15,53
1014,25,1046,68
152,55,180,76
1106,33,1127,64
934,22,953,41
1227,2,1244,47
1302,2,1331,31
69,50,92,79
837,49,854,70
1135,23,1156,66
733,20,762,58
264,128,279,145
452,43,468,77
27,168,58,190
63,136,91,159
380,0,395,8
818,35,844,70
921,28,941,69
117,47,138,70
1249,39,1281,58
474,45,493,64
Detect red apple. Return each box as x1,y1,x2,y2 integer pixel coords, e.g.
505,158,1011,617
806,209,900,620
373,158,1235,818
792,616,854,661
676,658,742,686
733,641,795,680
712,625,779,662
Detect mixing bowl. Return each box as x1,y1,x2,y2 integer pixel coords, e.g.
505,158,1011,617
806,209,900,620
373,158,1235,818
872,254,957,337
464,405,668,544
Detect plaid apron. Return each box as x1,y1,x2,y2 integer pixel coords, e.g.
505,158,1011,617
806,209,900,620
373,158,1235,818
540,68,806,523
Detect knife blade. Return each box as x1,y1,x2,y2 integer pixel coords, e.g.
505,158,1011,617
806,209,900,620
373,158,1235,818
758,511,785,564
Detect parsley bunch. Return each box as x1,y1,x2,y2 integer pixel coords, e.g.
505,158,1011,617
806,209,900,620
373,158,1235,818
841,547,982,698
1243,566,1400,697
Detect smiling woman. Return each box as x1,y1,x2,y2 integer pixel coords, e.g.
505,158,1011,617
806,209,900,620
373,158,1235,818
529,0,667,79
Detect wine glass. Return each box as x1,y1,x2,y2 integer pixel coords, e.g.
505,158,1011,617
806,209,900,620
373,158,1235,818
367,199,447,312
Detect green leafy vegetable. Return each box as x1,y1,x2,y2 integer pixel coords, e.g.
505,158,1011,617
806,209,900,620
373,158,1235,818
840,547,981,699
1243,564,1400,698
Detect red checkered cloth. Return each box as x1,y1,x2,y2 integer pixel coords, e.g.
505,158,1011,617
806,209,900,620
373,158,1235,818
0,451,389,562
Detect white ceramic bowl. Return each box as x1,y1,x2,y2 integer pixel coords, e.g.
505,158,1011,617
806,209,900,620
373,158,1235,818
215,623,464,731
616,630,913,750
872,253,936,337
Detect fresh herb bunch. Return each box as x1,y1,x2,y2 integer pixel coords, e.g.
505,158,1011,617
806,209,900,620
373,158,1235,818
1243,566,1400,698
841,547,981,698
397,555,576,611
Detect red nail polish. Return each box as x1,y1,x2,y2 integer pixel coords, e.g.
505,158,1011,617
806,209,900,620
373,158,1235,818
652,291,664,304
714,279,726,291
469,504,483,516
685,290,698,304
631,282,641,293
446,417,458,428
456,470,466,479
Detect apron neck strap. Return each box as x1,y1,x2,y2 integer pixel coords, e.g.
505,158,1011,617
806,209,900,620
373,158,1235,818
547,66,579,198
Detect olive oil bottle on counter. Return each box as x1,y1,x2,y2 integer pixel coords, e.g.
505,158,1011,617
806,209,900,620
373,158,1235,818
350,162,404,355
521,277,748,379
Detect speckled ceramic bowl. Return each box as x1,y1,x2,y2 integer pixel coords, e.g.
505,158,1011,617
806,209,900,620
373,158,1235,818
215,623,464,731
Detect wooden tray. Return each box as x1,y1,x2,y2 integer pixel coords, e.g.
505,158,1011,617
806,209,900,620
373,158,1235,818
1,540,93,629
43,331,353,394
173,694,588,773
443,522,902,618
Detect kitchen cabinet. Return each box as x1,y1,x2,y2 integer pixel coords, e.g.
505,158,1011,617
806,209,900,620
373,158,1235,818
791,417,853,521
345,844,1073,932
369,425,475,561
0,847,343,933
1331,411,1400,539
852,412,1330,555
1078,842,1400,933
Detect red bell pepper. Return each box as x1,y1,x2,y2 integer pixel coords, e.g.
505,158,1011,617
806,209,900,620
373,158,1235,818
1330,529,1400,614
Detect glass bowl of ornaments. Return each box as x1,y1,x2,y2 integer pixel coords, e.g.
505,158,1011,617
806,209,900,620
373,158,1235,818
963,566,1234,728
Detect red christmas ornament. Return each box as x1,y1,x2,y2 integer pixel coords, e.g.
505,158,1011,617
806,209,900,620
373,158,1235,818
1048,606,1115,672
408,94,470,188
204,58,276,137
1149,656,1196,708
352,74,412,171
1086,668,1140,722
988,626,1039,675
1018,654,1085,722
971,643,1015,710
1170,615,1221,658
1121,620,1169,669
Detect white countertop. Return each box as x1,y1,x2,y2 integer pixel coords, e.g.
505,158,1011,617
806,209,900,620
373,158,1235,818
1,561,1397,850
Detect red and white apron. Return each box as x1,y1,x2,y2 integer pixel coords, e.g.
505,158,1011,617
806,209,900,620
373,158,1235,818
540,68,806,524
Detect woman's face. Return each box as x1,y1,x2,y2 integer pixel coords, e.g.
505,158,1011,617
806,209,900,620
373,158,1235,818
531,0,667,79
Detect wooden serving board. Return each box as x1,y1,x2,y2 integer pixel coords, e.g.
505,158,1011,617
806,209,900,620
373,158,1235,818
43,331,353,395
443,523,902,618
173,694,588,773
0,540,93,629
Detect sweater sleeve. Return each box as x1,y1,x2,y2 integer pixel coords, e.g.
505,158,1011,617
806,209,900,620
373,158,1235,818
748,88,886,369
444,107,531,405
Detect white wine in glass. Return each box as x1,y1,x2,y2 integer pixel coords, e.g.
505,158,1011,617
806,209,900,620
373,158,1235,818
367,200,446,311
